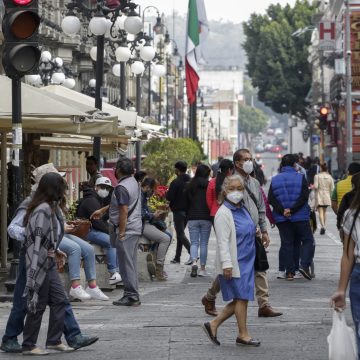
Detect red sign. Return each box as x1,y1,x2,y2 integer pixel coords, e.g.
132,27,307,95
319,22,335,40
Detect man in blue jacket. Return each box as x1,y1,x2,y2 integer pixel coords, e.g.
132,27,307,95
268,154,314,281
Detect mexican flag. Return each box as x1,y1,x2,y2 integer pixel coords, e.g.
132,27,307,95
186,0,209,105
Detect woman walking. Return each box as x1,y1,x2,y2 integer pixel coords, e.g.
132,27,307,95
314,163,334,234
331,173,360,358
203,174,260,347
185,164,212,277
22,172,73,355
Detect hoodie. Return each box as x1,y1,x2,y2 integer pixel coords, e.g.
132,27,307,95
76,188,109,234
166,173,191,212
184,177,211,221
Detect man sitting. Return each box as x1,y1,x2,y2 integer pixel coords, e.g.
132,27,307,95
76,176,122,285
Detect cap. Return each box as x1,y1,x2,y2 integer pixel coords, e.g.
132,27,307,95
31,163,66,191
95,176,113,188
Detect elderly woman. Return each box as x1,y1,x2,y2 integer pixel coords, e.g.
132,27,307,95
202,174,260,347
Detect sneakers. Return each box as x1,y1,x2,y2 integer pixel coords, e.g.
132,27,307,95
276,271,286,279
170,258,180,264
46,343,74,352
69,285,91,301
190,264,198,277
184,257,193,266
85,286,109,301
0,338,22,353
320,227,326,235
112,296,141,307
22,347,49,356
299,267,312,280
67,334,99,350
294,271,304,279
109,272,122,285
198,269,210,277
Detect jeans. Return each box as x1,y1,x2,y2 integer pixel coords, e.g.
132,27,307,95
86,229,118,273
350,264,360,360
173,211,190,261
59,234,96,281
277,220,315,275
2,252,81,344
188,220,212,266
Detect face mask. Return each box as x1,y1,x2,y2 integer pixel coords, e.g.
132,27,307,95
97,189,109,198
226,191,244,204
242,160,254,174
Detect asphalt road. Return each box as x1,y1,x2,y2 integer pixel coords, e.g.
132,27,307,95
0,210,345,360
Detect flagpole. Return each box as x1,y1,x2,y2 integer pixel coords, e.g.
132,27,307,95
190,94,197,140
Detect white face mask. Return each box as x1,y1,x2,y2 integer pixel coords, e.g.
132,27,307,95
242,160,254,174
226,191,244,204
97,189,109,198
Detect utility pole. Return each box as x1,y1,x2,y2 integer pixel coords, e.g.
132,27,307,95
345,0,353,166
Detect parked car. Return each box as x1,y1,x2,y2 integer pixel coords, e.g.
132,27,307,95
270,145,283,153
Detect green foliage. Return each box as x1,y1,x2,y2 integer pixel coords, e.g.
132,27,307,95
243,0,316,116
143,138,202,184
238,105,268,135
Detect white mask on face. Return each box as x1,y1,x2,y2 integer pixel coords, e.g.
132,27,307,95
242,160,254,174
97,189,109,198
226,191,244,204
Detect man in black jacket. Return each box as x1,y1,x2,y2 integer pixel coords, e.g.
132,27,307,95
76,177,121,285
166,161,191,264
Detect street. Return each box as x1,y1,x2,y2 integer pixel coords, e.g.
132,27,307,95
0,210,344,360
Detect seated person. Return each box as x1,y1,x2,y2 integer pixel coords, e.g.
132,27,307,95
141,178,171,281
76,176,121,286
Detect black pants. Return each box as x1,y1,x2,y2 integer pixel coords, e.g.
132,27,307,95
173,211,190,261
22,260,69,350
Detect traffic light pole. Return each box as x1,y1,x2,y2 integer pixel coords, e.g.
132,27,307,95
93,34,104,164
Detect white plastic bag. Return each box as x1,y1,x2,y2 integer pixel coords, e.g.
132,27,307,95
327,310,357,360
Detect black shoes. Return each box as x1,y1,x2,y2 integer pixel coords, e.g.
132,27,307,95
190,264,198,277
67,334,99,350
113,296,141,307
299,267,312,280
202,322,220,346
236,337,261,347
320,228,326,235
170,258,180,264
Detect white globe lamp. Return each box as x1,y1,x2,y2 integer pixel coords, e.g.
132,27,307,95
140,45,155,62
89,16,107,36
124,11,143,35
112,64,121,77
51,72,66,84
89,79,96,88
131,61,145,75
61,15,81,36
153,63,166,77
90,47,106,61
63,78,76,89
115,46,131,62
26,74,41,86
54,57,63,67
40,51,52,63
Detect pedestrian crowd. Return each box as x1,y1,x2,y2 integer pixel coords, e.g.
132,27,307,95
1,148,360,355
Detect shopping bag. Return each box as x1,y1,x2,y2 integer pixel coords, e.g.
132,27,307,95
327,310,357,360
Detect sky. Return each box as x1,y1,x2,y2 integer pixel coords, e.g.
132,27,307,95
139,0,297,23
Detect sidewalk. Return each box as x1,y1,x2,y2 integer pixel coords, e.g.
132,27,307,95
0,212,344,359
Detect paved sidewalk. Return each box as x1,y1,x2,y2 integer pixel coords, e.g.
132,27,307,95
0,212,345,359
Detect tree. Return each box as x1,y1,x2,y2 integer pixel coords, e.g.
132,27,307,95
243,1,317,116
143,138,202,184
238,105,268,145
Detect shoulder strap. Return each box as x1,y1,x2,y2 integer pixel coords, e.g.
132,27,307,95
244,183,259,210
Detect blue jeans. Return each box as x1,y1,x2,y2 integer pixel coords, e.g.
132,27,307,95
350,264,360,360
59,234,96,281
2,252,81,344
277,220,315,275
86,229,118,273
188,220,212,266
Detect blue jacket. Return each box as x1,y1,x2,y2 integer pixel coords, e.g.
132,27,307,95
269,166,310,223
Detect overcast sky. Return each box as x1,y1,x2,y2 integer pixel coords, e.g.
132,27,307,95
139,0,297,23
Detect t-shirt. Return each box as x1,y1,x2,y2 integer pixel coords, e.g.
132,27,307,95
114,185,130,206
343,209,360,261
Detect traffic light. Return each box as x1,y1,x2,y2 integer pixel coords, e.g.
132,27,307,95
318,106,328,131
2,0,41,78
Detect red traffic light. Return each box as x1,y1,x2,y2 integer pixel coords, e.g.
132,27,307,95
12,0,33,4
320,107,328,116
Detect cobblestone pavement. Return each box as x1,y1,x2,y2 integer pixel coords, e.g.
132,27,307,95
0,211,345,359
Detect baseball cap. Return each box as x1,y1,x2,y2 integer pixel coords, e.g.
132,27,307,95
31,163,66,191
95,176,113,188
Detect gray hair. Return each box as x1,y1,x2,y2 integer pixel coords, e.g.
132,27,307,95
218,174,244,204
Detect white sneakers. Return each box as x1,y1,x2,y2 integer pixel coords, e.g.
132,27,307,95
85,286,109,301
198,269,210,277
69,285,109,301
276,271,286,279
109,272,122,285
294,271,304,279
69,285,91,300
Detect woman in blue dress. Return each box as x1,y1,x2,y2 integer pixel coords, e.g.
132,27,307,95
202,174,260,347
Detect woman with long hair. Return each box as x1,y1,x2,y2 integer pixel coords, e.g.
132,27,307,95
22,172,73,355
206,159,234,221
331,172,360,358
314,163,334,234
185,163,212,277
203,174,260,347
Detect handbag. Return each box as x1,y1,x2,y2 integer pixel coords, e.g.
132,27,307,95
67,219,91,240
254,235,269,271
327,310,357,360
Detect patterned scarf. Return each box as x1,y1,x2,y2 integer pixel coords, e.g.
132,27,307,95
23,202,64,313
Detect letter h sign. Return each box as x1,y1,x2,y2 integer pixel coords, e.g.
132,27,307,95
319,22,335,40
